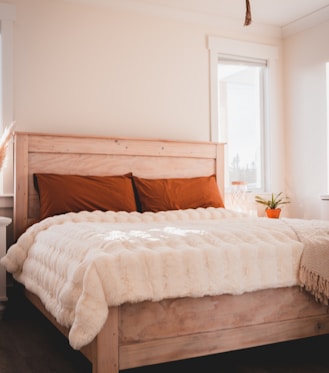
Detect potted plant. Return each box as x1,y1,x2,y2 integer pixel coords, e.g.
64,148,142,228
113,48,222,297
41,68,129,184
254,192,290,218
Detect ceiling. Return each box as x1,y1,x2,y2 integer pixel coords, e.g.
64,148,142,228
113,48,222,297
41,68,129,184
67,0,329,28
129,0,329,27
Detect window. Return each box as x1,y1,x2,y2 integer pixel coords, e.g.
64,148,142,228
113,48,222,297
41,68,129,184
0,3,15,196
218,57,266,190
208,36,278,194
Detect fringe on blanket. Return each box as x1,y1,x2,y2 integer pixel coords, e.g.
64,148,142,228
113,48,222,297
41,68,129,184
299,266,329,306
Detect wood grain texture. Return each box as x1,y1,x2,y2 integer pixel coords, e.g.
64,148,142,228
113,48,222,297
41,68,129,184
3,285,329,373
14,132,225,237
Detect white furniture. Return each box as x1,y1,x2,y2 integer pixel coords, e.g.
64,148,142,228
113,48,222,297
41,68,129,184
0,216,11,318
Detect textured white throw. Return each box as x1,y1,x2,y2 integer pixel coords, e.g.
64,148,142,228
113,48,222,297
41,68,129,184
1,208,309,349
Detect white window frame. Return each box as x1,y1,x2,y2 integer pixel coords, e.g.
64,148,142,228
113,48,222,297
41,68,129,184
0,3,15,196
208,36,278,192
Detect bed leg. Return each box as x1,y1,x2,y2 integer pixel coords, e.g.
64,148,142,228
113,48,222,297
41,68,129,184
92,306,119,373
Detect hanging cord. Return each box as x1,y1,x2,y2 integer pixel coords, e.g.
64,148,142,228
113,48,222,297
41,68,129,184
244,0,252,26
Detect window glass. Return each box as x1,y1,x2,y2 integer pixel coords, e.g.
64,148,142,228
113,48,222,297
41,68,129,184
218,59,266,191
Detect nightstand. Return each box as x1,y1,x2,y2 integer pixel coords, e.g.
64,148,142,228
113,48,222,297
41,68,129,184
0,216,12,318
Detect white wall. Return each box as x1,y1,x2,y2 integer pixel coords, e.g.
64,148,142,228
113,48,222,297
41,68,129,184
1,0,289,217
2,1,329,219
8,0,282,143
283,20,329,219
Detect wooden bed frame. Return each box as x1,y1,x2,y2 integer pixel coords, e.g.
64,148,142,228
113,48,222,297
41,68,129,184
13,131,329,373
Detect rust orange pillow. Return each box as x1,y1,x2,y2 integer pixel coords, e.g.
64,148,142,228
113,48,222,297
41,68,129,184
133,175,224,212
34,173,137,220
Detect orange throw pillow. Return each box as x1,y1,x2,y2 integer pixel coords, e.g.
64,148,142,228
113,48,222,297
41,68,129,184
133,175,224,212
34,173,137,220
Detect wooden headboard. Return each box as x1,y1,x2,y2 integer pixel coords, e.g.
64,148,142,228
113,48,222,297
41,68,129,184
13,132,225,239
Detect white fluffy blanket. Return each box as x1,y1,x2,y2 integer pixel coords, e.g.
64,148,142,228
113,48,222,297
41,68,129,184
0,208,311,349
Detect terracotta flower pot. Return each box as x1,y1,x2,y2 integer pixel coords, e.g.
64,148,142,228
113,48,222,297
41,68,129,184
266,208,281,218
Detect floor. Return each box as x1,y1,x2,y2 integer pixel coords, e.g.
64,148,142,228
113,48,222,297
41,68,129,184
1,284,329,373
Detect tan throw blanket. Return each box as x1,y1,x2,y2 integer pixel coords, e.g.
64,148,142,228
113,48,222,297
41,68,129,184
0,208,312,349
285,218,329,305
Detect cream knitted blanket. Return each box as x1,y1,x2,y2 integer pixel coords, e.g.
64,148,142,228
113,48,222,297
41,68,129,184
0,208,310,349
285,218,329,305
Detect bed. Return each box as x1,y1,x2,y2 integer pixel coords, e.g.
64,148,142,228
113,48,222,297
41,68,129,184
2,131,329,373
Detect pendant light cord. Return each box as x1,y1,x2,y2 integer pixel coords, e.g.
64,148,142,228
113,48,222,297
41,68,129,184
244,0,252,26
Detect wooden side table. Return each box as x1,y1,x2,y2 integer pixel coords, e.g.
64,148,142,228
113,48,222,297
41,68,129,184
0,216,12,318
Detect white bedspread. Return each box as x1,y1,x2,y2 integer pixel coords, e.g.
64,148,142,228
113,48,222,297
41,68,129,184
0,208,311,349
